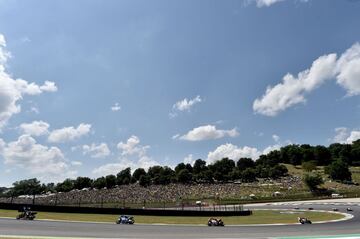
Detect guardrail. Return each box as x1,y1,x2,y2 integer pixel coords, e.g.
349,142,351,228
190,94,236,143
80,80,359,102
0,203,252,217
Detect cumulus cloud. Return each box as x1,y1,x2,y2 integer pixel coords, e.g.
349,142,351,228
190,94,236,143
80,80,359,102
272,134,280,142
246,0,309,7
83,143,110,158
179,125,239,141
206,140,286,164
19,120,50,136
254,43,360,116
170,95,202,118
48,123,91,143
71,161,82,166
333,127,360,144
207,144,261,164
117,135,149,157
0,34,58,129
111,103,121,112
183,154,196,165
0,135,75,182
93,136,158,176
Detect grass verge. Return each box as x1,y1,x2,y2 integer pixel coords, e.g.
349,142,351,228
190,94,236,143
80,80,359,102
0,209,344,225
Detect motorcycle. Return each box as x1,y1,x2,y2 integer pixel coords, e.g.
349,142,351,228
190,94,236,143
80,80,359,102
208,218,225,226
16,208,37,220
298,217,312,224
116,215,135,224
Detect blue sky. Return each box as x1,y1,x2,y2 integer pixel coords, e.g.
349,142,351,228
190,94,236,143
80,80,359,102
0,0,360,186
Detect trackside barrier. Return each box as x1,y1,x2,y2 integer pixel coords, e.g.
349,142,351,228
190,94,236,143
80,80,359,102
0,203,252,217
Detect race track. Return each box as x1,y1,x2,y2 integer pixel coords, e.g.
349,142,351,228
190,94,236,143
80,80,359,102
0,202,359,238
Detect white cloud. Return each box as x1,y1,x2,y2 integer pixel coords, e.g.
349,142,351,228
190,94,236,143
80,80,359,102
0,135,75,182
92,155,159,176
48,123,91,143
170,95,202,118
71,161,82,166
19,120,50,136
117,135,149,157
39,81,58,92
183,154,196,165
246,0,309,8
336,43,360,96
111,103,121,112
206,140,287,164
29,106,39,114
333,127,360,144
272,134,280,142
255,0,285,7
83,143,110,158
253,54,337,116
179,125,239,141
93,136,159,176
207,144,261,164
0,34,57,130
254,43,360,116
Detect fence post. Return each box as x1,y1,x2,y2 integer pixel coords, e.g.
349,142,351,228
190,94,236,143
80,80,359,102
101,197,103,208
32,195,35,205
78,198,81,207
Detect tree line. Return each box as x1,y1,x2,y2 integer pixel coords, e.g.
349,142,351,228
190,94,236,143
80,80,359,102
2,140,359,197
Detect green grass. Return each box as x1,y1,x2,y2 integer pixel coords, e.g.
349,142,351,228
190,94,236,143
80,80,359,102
0,209,344,225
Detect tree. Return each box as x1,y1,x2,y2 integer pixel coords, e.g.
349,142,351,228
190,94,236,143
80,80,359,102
269,165,288,179
237,158,255,171
105,175,117,188
139,175,151,187
12,178,43,196
175,163,186,175
55,179,75,192
326,159,352,182
93,177,106,189
177,169,192,184
302,161,317,172
314,145,331,166
193,159,207,175
209,158,235,182
304,173,324,191
116,168,131,185
73,177,93,190
241,168,256,182
132,168,147,182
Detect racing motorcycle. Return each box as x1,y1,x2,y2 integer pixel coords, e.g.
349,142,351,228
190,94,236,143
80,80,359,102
116,215,135,224
16,207,37,220
298,217,312,224
208,218,225,226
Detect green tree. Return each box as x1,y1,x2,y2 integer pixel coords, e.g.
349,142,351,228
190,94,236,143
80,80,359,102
193,159,207,175
12,178,43,196
105,175,117,188
302,161,317,172
74,177,93,190
269,165,288,179
241,168,256,182
55,179,75,192
177,169,193,184
326,159,352,182
132,168,147,182
93,177,106,189
237,158,255,171
304,173,323,191
116,168,131,185
209,158,236,182
139,174,151,187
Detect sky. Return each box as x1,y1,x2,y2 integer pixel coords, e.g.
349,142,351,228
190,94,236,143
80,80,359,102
0,0,360,186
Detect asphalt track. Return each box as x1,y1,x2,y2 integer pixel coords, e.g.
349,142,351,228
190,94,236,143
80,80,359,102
0,203,359,238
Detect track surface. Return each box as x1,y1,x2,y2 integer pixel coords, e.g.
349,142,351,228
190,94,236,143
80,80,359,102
0,203,359,238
